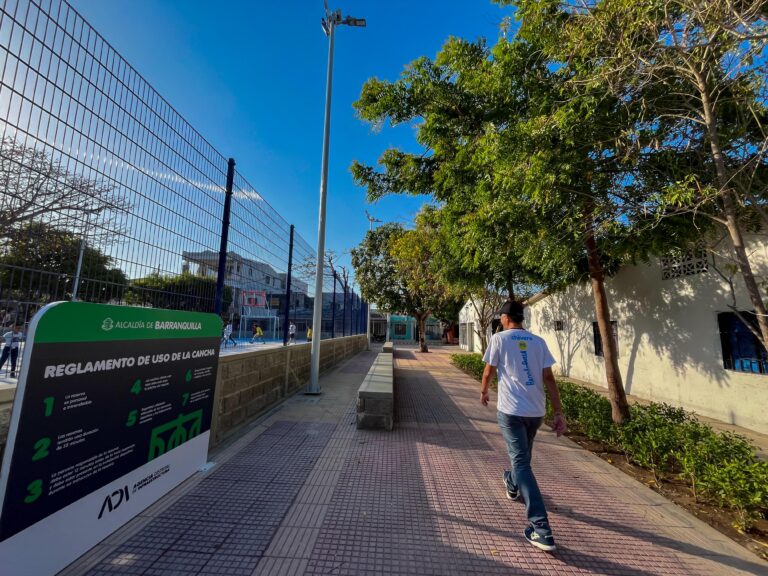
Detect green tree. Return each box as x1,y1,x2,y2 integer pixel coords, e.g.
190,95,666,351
353,37,617,421
511,0,768,344
0,222,127,302
351,24,708,421
351,216,460,352
351,223,406,315
126,273,232,313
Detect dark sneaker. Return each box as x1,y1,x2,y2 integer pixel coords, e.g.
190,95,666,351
502,470,519,500
10,372,16,378
524,526,556,551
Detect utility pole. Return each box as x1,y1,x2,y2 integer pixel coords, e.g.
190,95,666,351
308,2,366,394
364,210,382,349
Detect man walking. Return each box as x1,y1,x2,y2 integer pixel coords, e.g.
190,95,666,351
481,300,566,551
0,322,24,378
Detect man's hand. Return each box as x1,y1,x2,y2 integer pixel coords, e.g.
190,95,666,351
481,364,496,408
551,413,567,437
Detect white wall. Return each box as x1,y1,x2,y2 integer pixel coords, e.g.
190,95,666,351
459,301,478,352
527,240,768,434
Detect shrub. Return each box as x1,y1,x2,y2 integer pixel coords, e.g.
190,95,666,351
450,353,492,387
618,404,690,482
550,381,618,446
700,459,768,531
677,425,755,501
449,357,768,528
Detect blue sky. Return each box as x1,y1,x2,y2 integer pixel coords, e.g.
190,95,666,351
71,0,512,274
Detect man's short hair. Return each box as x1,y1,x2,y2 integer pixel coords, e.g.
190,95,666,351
498,300,525,322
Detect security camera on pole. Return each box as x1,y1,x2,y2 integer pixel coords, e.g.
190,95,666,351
308,2,366,394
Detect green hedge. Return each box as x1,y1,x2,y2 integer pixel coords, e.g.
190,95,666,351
450,355,768,530
450,353,488,383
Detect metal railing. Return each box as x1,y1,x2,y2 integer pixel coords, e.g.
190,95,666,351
0,0,367,378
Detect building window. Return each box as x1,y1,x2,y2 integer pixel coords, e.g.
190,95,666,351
426,323,441,338
661,247,708,280
593,321,618,357
718,312,768,374
459,323,467,346
554,320,564,331
394,323,406,336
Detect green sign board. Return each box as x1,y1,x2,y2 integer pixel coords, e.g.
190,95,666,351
0,302,222,575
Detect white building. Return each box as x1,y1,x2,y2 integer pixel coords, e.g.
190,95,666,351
458,240,768,435
529,242,768,434
181,250,309,312
459,301,500,353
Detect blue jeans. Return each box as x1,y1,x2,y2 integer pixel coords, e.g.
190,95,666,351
0,346,18,373
497,411,551,535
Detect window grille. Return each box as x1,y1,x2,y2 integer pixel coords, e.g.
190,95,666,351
718,312,768,374
593,321,618,357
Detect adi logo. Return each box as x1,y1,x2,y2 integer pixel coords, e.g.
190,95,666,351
517,341,528,351
101,318,114,331
98,485,130,519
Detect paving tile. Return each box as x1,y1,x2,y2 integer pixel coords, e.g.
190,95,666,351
264,526,320,559
218,521,278,557
252,557,308,576
72,349,768,576
86,545,165,575
282,504,328,529
197,553,260,576
143,550,211,575
169,521,234,554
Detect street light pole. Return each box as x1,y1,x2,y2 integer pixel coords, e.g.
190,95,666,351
308,3,366,394
364,211,382,350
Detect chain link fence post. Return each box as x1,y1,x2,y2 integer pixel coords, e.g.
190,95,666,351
214,158,236,315
282,225,295,346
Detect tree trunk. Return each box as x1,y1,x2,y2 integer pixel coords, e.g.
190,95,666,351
416,313,429,353
584,212,630,424
506,280,515,301
470,294,490,354
698,82,768,348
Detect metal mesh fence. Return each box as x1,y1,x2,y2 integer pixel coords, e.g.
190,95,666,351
0,0,366,378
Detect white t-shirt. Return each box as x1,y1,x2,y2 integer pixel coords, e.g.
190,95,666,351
482,328,556,417
289,324,296,335
2,331,23,349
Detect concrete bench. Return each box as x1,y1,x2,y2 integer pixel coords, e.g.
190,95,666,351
356,352,394,431
382,341,394,354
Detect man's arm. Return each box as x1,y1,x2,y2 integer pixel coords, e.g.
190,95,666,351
543,367,567,436
481,364,496,406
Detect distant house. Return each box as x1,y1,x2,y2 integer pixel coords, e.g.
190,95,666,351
181,250,311,339
181,250,308,316
458,303,500,354
522,240,768,435
387,314,443,343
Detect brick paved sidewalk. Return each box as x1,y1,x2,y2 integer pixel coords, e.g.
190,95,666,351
61,346,768,576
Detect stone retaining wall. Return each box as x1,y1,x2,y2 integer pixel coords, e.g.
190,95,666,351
0,335,368,456
210,335,367,446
